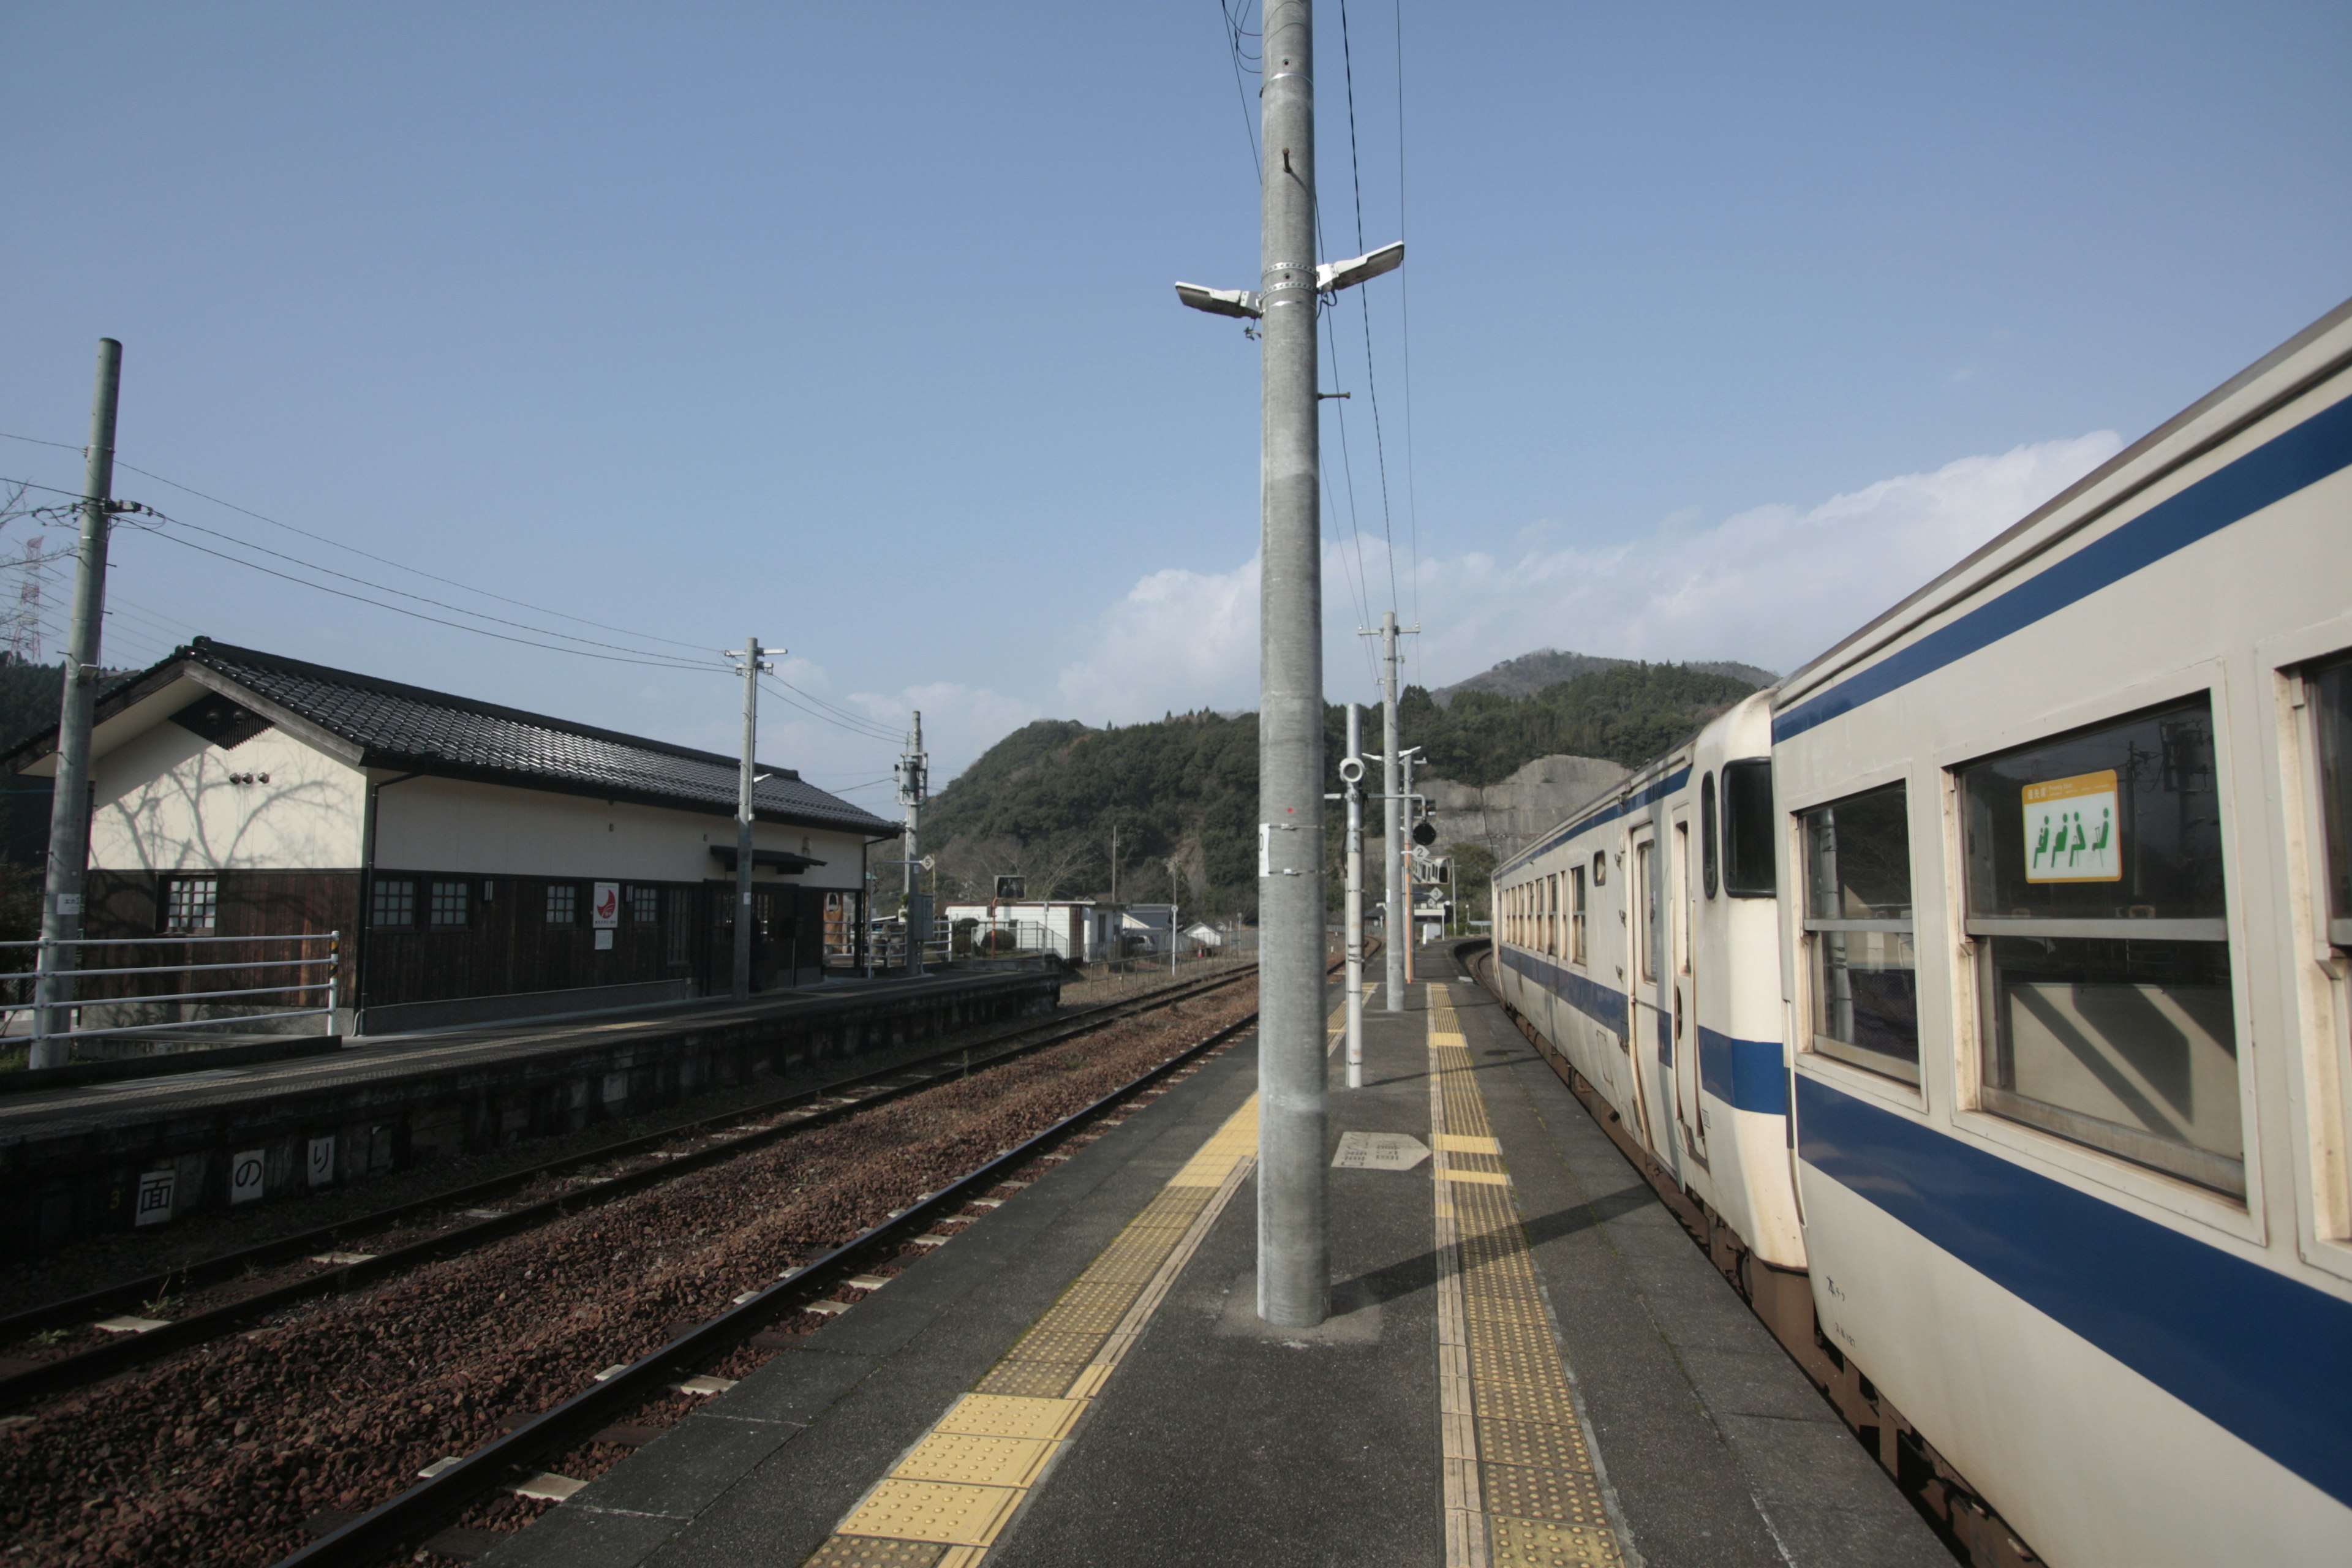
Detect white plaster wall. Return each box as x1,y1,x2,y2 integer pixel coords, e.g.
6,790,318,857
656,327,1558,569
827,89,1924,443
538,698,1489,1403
373,775,869,888
87,721,367,872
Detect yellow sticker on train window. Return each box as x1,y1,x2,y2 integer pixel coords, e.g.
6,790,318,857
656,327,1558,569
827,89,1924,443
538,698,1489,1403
2022,769,2121,883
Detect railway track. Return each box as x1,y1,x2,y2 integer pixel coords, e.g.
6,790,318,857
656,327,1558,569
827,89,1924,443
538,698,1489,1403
0,954,1332,1568
0,961,1258,1411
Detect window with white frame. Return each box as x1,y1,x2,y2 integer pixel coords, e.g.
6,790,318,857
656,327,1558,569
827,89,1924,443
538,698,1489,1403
164,875,218,932
545,883,578,925
1801,782,1919,1084
629,884,660,925
1959,695,2241,1197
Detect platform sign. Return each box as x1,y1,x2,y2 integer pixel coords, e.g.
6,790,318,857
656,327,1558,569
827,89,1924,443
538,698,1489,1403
230,1148,266,1205
134,1169,176,1226
307,1134,336,1188
2024,770,2121,883
592,881,620,929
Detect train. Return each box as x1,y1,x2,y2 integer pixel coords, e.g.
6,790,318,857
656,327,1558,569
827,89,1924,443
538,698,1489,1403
1487,297,2352,1567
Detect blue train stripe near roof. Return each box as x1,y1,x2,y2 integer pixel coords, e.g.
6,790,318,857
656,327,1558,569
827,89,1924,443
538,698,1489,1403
1502,764,1692,876
1774,389,2352,744
1503,946,1787,1115
1796,1074,2352,1510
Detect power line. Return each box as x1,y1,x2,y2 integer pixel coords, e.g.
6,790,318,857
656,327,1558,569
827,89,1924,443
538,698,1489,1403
1219,0,1263,185
110,457,723,655
1395,0,1421,627
145,507,722,671
1337,0,1404,624
141,527,726,671
764,671,907,741
0,431,85,454
756,679,903,746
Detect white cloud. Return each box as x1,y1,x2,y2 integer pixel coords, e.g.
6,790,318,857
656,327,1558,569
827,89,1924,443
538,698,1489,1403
767,431,2124,791
1044,431,2123,720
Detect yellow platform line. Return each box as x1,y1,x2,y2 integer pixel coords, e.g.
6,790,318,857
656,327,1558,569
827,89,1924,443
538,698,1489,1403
1428,982,1625,1568
804,1088,1261,1567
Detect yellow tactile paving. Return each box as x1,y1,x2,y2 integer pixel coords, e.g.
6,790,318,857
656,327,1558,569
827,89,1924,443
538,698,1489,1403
837,1480,1023,1547
1428,983,1625,1568
802,1086,1261,1566
933,1394,1086,1442
892,1432,1058,1489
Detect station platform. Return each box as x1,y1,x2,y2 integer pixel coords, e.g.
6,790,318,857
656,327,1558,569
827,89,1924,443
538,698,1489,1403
1,967,1060,1253
481,956,1947,1568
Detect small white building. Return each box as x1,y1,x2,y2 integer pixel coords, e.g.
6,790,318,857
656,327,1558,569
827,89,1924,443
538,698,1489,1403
941,899,1119,962
2,639,900,1031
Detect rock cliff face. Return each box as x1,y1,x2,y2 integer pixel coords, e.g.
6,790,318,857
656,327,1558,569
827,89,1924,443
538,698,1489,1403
1418,753,1632,862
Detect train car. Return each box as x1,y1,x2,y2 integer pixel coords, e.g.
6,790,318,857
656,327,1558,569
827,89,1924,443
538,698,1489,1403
1768,301,2352,1565
1486,299,2352,1564
1492,689,1804,1270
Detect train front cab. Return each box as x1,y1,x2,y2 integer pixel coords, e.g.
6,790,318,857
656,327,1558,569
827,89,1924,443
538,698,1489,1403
1770,301,2352,1567
1492,692,1803,1274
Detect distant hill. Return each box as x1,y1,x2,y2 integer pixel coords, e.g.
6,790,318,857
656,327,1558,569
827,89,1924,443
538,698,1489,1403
1434,648,1776,706
902,661,1764,922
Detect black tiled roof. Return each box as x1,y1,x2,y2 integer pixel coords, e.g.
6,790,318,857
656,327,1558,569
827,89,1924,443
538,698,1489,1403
14,638,900,836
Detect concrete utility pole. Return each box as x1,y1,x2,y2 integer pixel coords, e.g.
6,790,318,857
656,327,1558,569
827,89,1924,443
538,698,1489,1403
728,636,774,1001
1372,611,1412,1011
1342,702,1365,1089
32,339,123,1069
1175,0,1400,1329
899,712,928,976
1403,746,1419,983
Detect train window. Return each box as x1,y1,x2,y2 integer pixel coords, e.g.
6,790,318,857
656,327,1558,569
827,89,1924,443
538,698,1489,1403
1593,851,1606,887
1638,841,1662,983
1701,772,1720,898
1722,760,1776,897
1548,874,1561,957
1801,782,1919,1084
1571,867,1588,964
2312,655,2352,951
1959,695,2242,1197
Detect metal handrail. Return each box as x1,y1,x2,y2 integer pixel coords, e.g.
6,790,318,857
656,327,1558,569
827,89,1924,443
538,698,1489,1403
13,929,342,1049
0,955,332,980
1,979,333,1011
0,932,334,948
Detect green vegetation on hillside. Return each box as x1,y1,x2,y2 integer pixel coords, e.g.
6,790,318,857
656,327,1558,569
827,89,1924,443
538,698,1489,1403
1399,663,1759,788
913,662,1758,922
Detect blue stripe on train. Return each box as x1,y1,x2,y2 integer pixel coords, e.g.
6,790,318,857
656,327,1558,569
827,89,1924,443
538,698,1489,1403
1774,390,2352,744
1501,946,1786,1115
1796,1074,2352,1510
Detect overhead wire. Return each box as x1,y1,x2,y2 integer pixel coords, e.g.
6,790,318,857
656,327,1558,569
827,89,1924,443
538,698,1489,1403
1219,0,1264,186
756,679,903,747
1393,0,1422,627
1336,0,1404,622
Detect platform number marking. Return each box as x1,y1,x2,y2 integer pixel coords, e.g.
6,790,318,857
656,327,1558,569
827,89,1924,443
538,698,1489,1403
135,1169,176,1227
230,1148,266,1205
2024,769,2121,883
307,1135,336,1188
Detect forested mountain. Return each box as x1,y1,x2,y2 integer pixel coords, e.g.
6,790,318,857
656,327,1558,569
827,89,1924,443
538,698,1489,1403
914,660,1760,922
1433,647,1775,705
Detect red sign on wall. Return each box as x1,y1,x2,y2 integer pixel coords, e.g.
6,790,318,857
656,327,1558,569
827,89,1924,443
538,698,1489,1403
592,881,620,929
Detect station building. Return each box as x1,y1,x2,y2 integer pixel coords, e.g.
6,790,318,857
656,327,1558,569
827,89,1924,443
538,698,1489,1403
0,638,900,1034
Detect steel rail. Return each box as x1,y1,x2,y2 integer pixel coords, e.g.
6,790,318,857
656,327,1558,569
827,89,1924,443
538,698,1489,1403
273,990,1277,1568
0,964,1262,1404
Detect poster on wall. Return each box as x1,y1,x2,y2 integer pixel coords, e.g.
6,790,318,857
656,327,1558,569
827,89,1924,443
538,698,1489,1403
592,882,620,929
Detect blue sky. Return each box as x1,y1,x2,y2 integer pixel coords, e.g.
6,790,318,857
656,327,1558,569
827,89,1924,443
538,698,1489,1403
2,2,2345,800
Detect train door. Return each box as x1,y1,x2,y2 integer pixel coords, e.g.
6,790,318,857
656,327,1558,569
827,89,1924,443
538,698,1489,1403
1670,812,1708,1163
1628,825,1675,1163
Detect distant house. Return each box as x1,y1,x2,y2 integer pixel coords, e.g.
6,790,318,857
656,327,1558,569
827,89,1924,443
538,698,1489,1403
0,639,900,1033
941,899,1119,962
